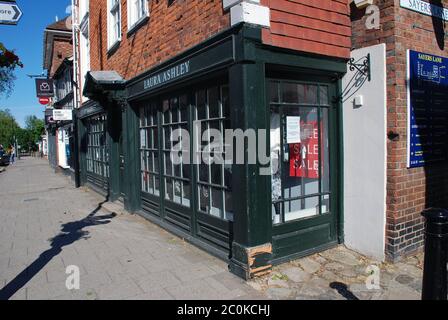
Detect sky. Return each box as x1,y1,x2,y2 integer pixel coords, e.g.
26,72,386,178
0,0,71,127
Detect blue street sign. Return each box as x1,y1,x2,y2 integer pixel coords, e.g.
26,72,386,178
407,50,448,168
0,1,22,25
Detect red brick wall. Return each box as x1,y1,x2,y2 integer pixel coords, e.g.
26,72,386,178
50,39,72,78
261,0,351,59
352,0,448,260
89,0,229,79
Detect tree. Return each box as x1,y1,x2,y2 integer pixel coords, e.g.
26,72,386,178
24,115,45,151
0,109,20,148
0,42,23,97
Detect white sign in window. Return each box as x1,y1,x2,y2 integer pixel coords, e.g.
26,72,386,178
286,116,301,144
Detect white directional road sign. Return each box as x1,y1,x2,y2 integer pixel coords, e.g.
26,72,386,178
0,1,22,25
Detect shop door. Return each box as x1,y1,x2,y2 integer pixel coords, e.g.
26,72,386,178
139,95,193,233
193,85,233,253
269,80,339,262
119,131,125,199
85,114,109,194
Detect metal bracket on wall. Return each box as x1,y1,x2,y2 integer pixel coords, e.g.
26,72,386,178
412,23,448,39
334,54,371,103
348,54,371,82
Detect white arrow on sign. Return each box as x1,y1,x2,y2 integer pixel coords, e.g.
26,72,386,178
0,1,22,25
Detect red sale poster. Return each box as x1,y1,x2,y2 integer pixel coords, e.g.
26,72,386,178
289,120,322,179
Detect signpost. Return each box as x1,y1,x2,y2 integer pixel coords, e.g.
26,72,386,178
0,1,22,25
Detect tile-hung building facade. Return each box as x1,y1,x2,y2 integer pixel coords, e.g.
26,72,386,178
345,0,448,262
73,0,353,279
43,18,76,177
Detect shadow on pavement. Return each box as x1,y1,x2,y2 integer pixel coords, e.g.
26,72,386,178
0,199,116,300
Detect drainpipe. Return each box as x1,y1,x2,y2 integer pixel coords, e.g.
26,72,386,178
71,0,82,187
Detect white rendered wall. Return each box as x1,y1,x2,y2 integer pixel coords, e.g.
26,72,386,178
343,43,387,261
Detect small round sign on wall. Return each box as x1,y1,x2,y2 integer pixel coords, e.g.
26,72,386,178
38,97,50,105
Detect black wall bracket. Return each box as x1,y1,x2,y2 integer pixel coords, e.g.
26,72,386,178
334,54,371,103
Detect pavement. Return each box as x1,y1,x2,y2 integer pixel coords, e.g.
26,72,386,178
0,157,424,300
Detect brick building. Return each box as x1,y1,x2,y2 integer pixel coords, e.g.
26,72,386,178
69,0,448,279
345,0,448,262
43,17,76,175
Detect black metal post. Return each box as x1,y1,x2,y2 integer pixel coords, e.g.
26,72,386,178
421,208,448,300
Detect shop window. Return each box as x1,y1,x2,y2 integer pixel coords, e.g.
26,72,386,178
269,80,331,224
107,0,121,49
140,102,160,197
127,0,148,32
162,95,191,207
86,115,109,178
195,85,233,221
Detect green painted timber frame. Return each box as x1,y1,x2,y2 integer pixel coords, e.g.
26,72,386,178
79,23,347,279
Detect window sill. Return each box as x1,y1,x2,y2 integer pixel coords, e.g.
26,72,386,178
107,40,121,57
127,16,149,37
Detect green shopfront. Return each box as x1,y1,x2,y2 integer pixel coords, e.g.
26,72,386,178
78,24,346,279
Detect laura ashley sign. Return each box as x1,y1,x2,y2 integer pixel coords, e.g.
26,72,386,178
143,61,191,90
400,0,448,22
127,37,235,99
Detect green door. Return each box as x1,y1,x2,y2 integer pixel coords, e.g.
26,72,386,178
268,79,339,263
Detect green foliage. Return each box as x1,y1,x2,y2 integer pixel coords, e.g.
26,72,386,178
0,42,23,97
0,110,45,151
0,109,20,147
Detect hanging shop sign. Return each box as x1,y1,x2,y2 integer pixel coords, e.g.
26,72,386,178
53,109,73,121
400,0,448,22
35,78,54,97
127,36,235,99
407,50,448,168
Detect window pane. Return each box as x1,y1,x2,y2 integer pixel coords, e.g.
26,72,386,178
199,163,209,182
321,108,330,192
196,89,206,120
320,86,329,105
305,85,318,105
269,81,280,103
164,152,172,176
171,97,179,123
224,191,233,221
210,188,223,218
284,196,319,222
222,85,230,118
163,99,170,123
180,94,188,122
282,82,298,103
208,86,220,118
182,181,191,207
165,178,173,200
174,180,182,204
199,185,209,213
211,163,222,185
154,176,160,196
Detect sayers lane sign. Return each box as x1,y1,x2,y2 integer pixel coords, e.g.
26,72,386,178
400,0,448,22
0,1,22,25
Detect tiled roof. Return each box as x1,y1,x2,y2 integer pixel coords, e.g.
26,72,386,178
45,16,71,32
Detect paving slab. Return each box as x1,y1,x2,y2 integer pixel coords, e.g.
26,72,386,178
0,157,425,300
